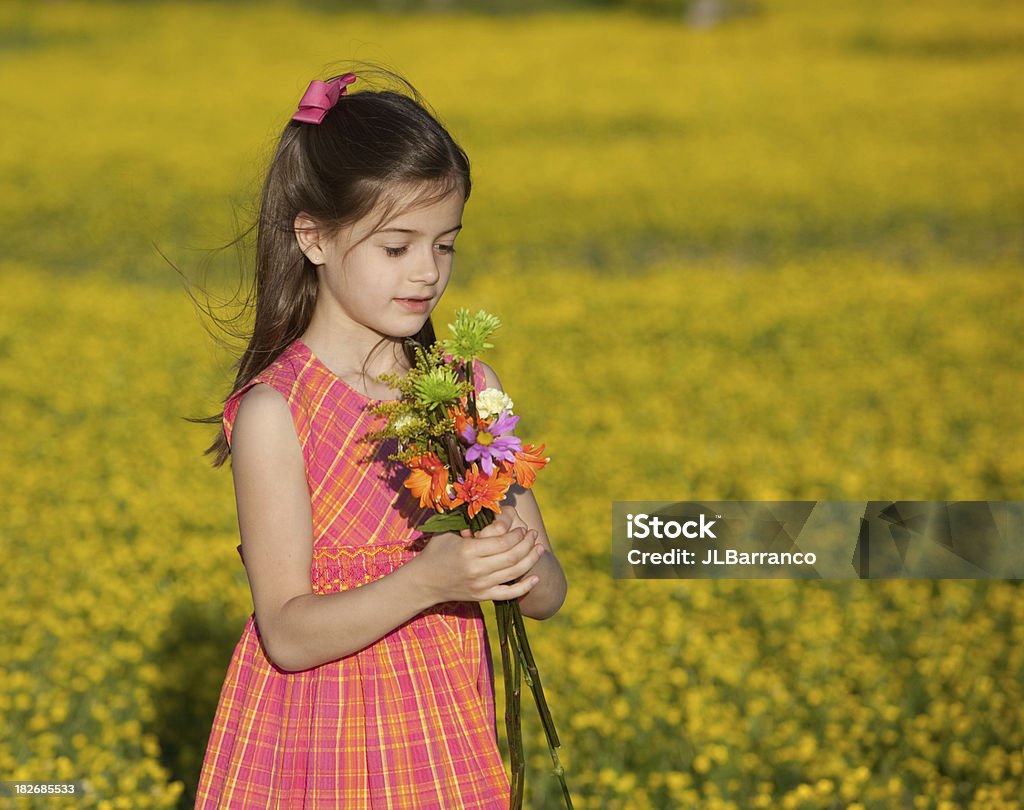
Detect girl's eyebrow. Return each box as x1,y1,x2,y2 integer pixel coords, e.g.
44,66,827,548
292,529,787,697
377,224,463,237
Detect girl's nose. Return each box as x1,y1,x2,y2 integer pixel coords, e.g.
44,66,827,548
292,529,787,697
410,247,441,284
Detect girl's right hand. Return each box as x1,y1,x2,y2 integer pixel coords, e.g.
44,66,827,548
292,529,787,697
412,525,545,605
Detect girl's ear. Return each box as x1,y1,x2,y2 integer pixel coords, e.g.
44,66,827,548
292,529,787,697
294,213,325,265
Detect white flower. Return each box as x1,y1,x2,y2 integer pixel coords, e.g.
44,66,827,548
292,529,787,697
476,388,514,419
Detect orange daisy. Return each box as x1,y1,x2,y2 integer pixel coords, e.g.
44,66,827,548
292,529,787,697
404,453,454,511
450,405,487,439
451,464,513,519
506,443,550,489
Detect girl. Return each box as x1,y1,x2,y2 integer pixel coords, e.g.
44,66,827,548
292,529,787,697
193,68,567,809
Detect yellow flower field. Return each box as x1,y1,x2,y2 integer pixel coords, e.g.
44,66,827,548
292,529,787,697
1,1,1022,808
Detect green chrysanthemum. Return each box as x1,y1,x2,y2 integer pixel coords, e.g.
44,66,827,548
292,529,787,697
413,365,467,410
442,309,501,362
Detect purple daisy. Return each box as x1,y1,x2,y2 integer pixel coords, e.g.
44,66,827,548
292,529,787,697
461,410,522,476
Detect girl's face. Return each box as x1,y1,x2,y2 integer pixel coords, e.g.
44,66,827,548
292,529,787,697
303,189,465,344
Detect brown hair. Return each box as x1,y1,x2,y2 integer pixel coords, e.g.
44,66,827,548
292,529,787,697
198,66,471,466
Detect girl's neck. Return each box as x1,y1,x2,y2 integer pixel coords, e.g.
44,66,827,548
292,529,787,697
300,315,410,392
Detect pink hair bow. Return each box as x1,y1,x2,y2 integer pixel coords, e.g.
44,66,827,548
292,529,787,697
291,74,357,124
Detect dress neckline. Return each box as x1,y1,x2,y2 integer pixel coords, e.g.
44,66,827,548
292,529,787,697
293,338,404,404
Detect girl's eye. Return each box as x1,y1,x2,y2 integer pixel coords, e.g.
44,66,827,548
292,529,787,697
384,246,408,258
435,244,456,255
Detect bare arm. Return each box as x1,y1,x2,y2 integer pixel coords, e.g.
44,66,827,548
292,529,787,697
230,384,545,672
475,362,568,620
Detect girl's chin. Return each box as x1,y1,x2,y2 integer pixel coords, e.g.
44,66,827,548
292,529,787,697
392,317,431,339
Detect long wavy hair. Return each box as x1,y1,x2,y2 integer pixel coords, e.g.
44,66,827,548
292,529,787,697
196,67,471,466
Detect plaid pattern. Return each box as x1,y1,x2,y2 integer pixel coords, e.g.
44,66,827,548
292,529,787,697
195,340,509,809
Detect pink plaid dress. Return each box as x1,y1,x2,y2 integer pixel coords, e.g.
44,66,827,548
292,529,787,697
194,339,510,809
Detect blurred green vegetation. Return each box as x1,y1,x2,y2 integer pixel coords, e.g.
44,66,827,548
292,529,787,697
2,1,1022,808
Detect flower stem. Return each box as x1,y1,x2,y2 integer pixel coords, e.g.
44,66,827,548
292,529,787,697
510,607,557,747
509,603,525,808
471,507,571,809
511,606,574,809
464,359,476,415
496,600,523,809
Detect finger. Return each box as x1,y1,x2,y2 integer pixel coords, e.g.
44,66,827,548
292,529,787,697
482,539,544,586
472,514,513,537
459,537,536,587
486,575,539,602
487,506,524,533
484,532,542,574
471,527,531,557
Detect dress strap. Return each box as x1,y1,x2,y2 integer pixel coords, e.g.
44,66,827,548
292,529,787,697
471,357,488,395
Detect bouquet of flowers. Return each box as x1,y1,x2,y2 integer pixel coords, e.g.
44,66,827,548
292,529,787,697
368,309,572,810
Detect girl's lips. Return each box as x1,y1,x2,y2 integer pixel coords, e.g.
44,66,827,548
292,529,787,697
395,297,431,313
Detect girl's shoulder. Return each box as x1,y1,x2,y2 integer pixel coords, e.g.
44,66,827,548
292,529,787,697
223,340,311,448
471,358,500,393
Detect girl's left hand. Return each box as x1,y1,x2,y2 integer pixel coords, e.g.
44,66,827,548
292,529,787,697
460,494,567,621
461,507,541,584
463,507,529,540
